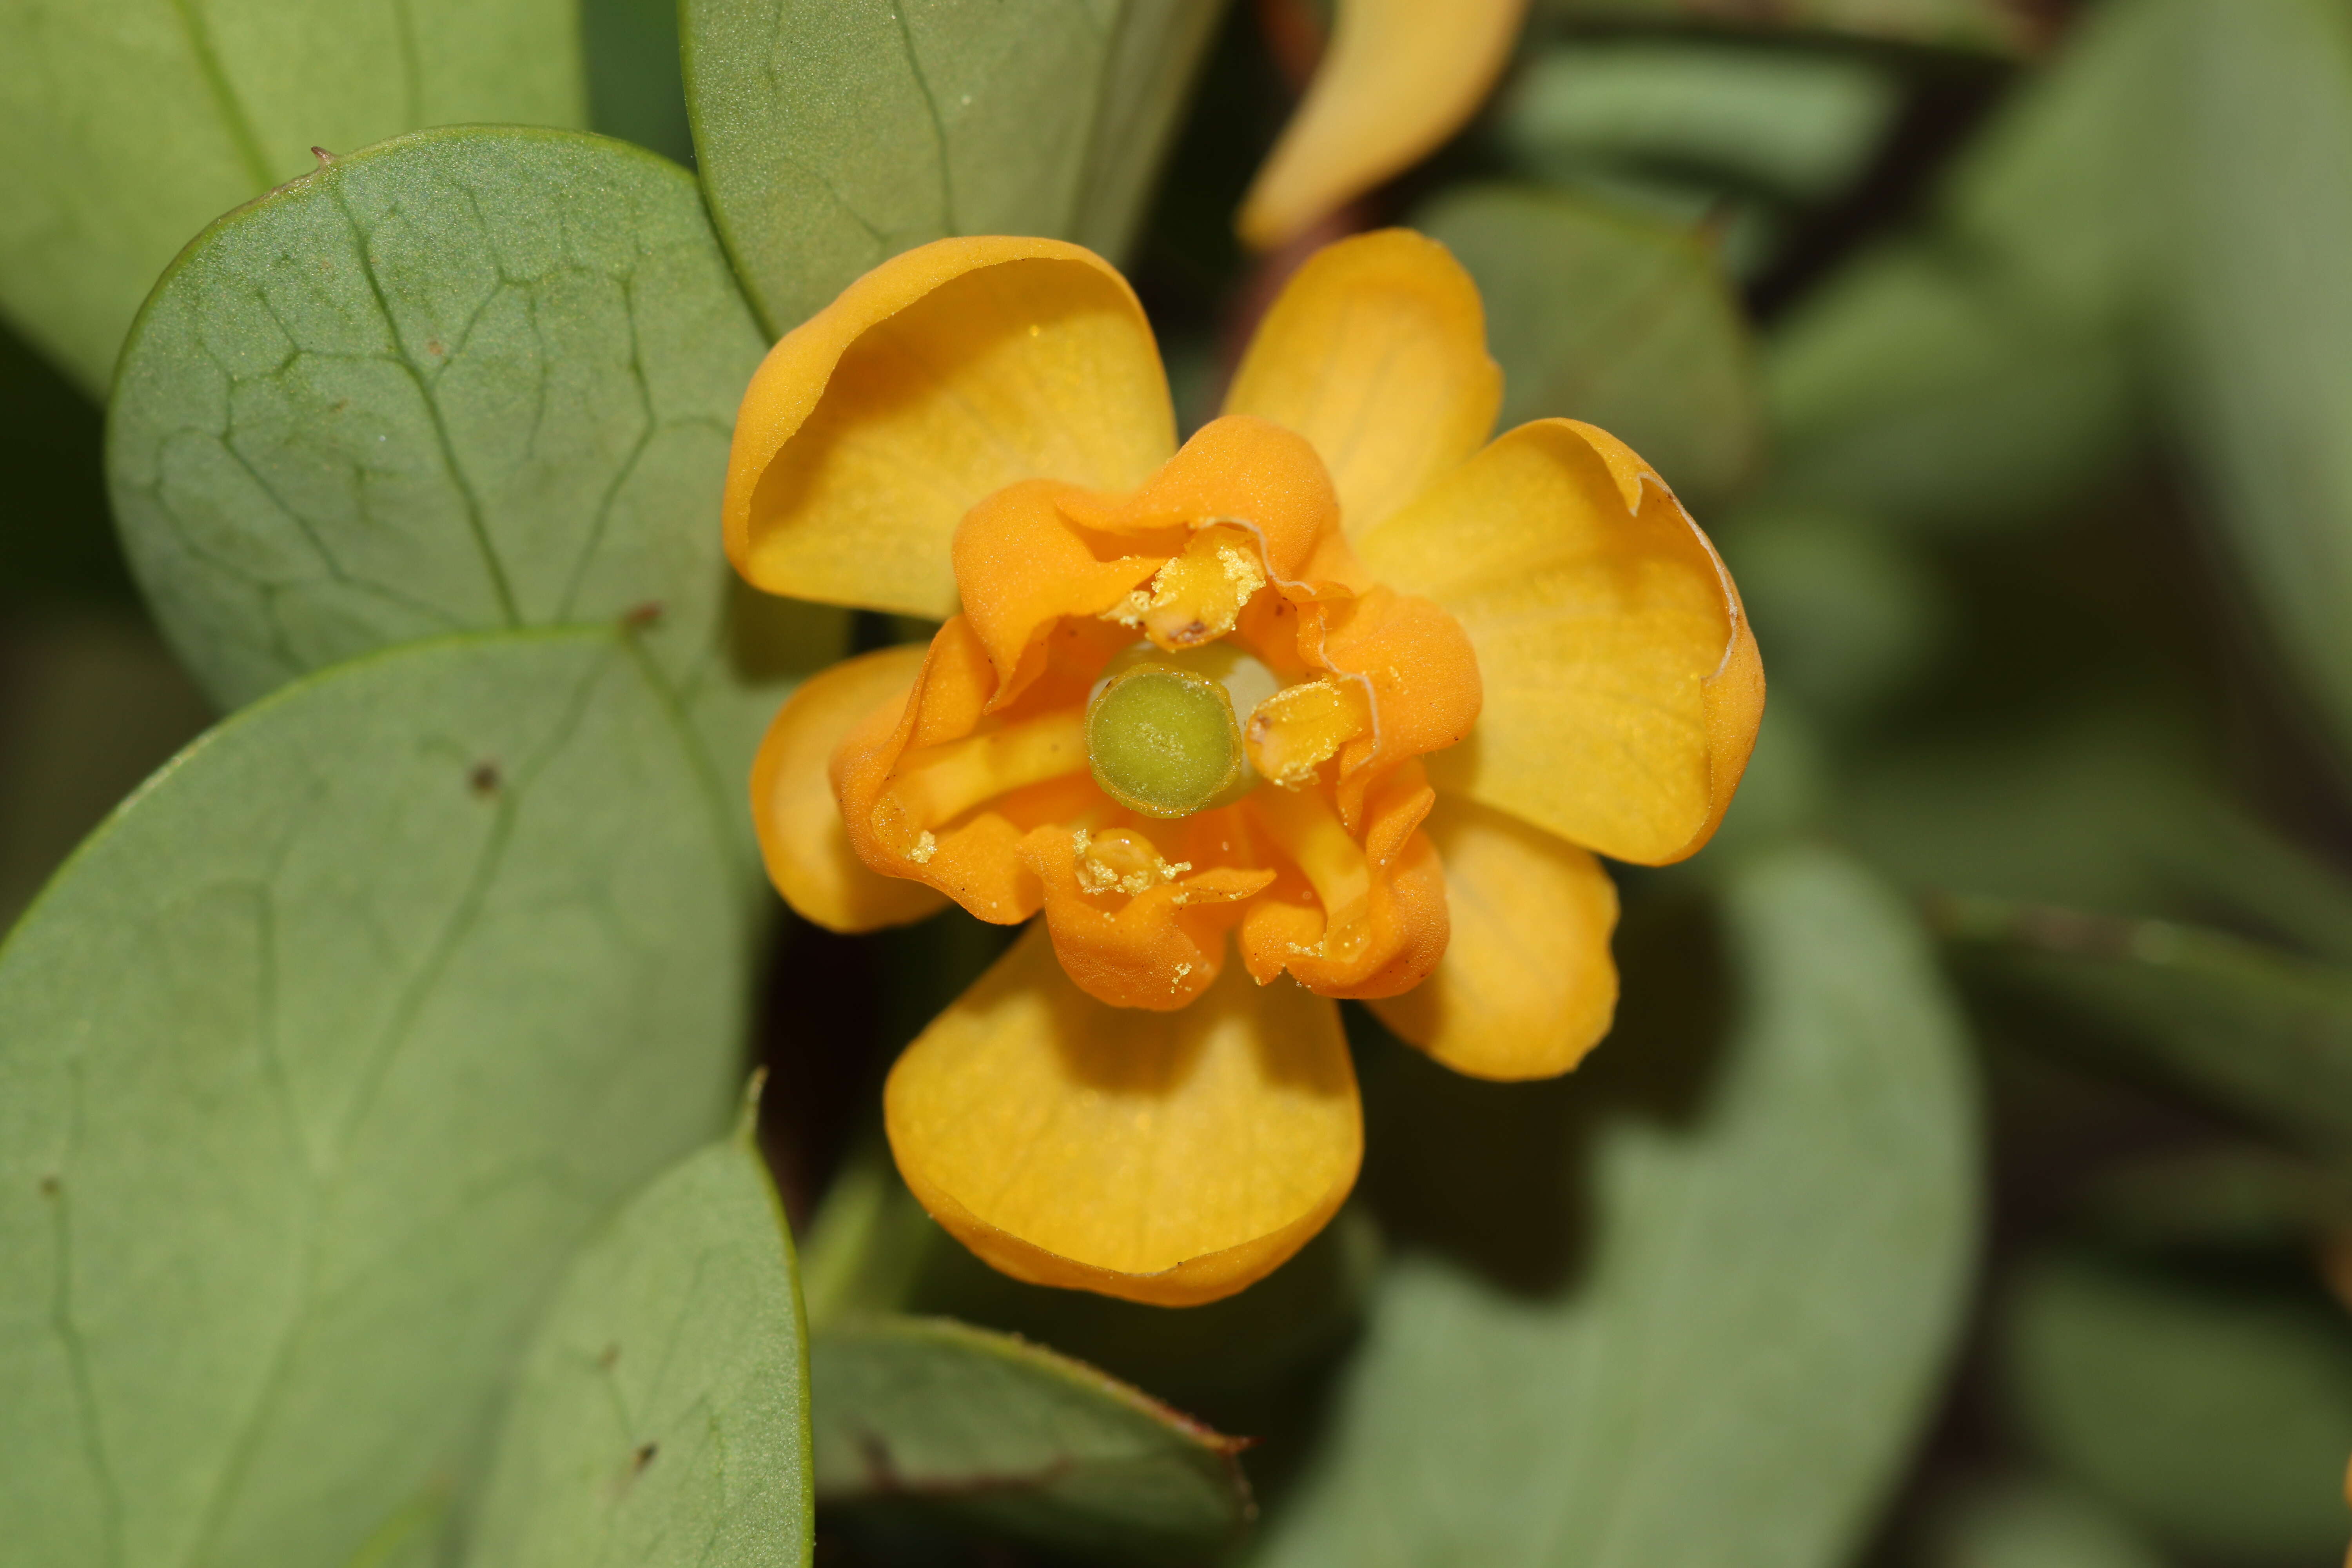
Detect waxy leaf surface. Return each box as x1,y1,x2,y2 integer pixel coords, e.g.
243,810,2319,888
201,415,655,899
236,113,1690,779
681,0,1226,335
0,627,746,1568
1417,183,1761,503
811,1315,1251,1564
0,0,584,395
108,127,779,717
470,1132,811,1568
1258,847,1978,1568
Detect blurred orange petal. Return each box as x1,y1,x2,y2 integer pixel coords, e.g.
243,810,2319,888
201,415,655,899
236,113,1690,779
1238,0,1528,251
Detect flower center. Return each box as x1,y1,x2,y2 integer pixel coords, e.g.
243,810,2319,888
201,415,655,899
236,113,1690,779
1085,644,1280,818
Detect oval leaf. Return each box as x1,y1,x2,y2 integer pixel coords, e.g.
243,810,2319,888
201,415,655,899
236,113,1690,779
679,0,1225,334
812,1315,1252,1564
0,0,584,395
1258,846,1979,1568
107,127,770,713
469,1129,811,1568
1415,183,1763,503
0,626,746,1568
2002,1252,2352,1559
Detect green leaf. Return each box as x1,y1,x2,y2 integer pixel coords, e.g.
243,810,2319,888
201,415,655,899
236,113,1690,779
1761,243,2136,535
468,1126,811,1568
2002,1252,2352,1558
1942,897,2352,1152
1497,40,1901,206
1414,183,1763,503
1535,0,2041,55
0,0,585,396
1840,697,2352,965
1917,1479,2168,1568
0,626,747,1567
107,126,782,715
1258,847,1979,1568
1712,505,1949,722
2149,0,2352,777
679,0,1228,335
810,1315,1252,1564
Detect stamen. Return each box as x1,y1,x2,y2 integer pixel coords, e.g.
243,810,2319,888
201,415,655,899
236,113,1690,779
1245,678,1372,789
885,710,1087,830
1251,784,1372,962
1071,827,1192,896
1098,523,1269,651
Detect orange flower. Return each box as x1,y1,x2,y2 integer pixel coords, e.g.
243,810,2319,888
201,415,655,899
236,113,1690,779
1239,0,1531,250
725,230,1762,1306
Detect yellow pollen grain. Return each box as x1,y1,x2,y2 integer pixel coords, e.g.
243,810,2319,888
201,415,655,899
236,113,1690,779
908,829,937,865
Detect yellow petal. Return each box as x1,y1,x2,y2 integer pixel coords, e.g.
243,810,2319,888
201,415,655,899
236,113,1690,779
724,237,1177,619
750,646,949,933
1370,794,1618,1080
1237,0,1529,251
885,926,1359,1306
1355,418,1763,865
1223,230,1501,537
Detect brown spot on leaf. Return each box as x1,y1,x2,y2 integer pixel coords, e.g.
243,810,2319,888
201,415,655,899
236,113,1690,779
468,761,501,798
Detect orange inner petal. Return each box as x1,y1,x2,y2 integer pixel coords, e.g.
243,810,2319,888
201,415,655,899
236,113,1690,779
828,414,1481,1009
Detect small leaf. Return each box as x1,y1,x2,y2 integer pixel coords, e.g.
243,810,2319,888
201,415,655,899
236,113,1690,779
1256,847,1980,1568
1917,1478,2168,1568
107,126,779,715
2002,1251,2352,1559
679,0,1227,335
0,0,586,395
1497,40,1902,206
811,1314,1252,1564
2149,0,2352,775
1841,697,2352,965
1415,182,1763,502
468,1128,811,1568
1762,243,2136,535
0,627,747,1566
1942,897,2352,1152
1535,0,2043,55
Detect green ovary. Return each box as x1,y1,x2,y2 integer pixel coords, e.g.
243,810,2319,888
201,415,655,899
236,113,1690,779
1086,665,1250,818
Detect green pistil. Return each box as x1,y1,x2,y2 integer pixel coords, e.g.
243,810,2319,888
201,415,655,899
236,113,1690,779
1086,664,1248,818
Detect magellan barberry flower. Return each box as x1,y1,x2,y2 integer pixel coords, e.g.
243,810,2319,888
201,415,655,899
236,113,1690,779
725,230,1761,1305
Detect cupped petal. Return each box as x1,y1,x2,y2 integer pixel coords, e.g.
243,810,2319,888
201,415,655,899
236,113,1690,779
724,237,1177,619
886,926,1360,1306
1354,418,1763,866
1224,230,1501,537
1237,0,1529,252
1022,811,1275,1011
1298,583,1482,828
750,646,949,932
1370,793,1619,1080
1239,762,1447,999
1056,415,1340,581
834,616,1114,924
